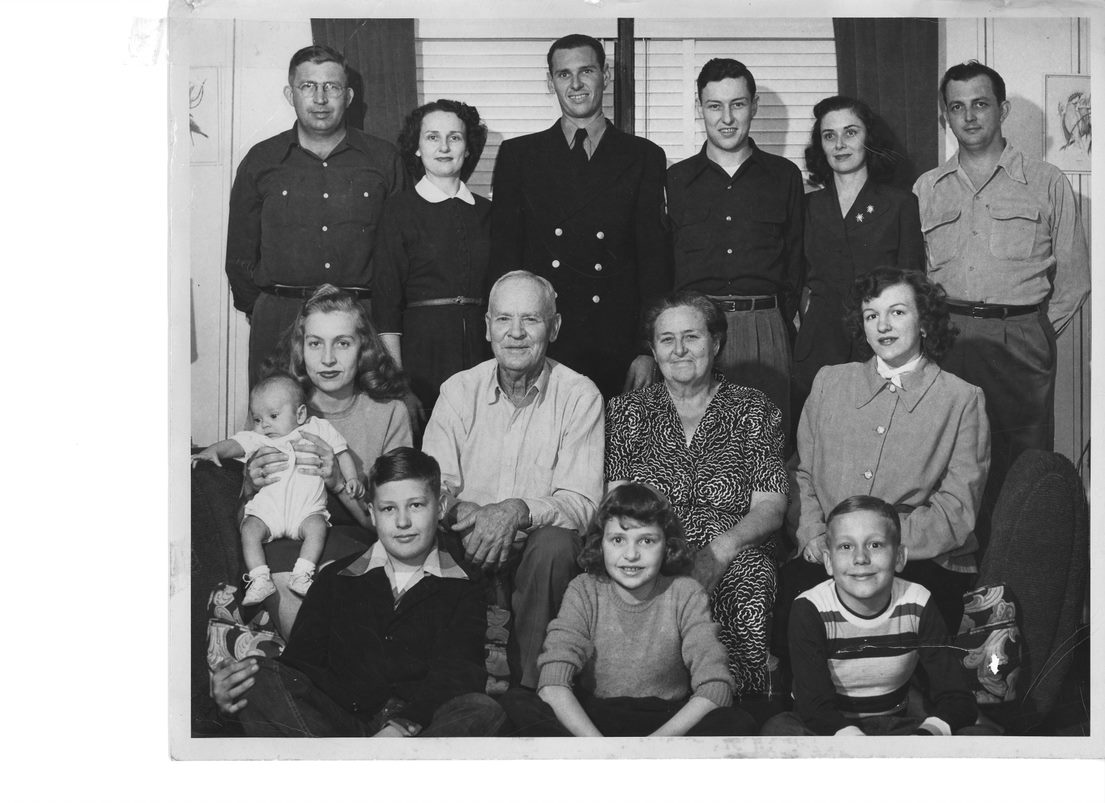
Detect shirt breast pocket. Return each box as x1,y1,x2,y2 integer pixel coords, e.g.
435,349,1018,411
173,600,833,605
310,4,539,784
921,206,961,268
988,204,1039,261
674,207,713,254
749,206,785,239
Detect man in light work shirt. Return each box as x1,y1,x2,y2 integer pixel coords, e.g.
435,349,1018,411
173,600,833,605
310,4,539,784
666,58,804,440
489,34,671,398
913,60,1089,524
225,45,408,386
422,271,604,689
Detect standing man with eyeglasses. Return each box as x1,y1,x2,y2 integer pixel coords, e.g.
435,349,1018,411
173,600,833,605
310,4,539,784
226,45,408,387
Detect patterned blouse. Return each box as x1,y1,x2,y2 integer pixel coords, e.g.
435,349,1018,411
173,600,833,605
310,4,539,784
605,379,790,547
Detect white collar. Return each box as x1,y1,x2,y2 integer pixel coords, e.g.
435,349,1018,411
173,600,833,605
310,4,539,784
876,353,925,388
415,176,475,206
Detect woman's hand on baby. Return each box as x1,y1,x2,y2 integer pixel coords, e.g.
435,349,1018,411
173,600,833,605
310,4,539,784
211,657,258,715
292,431,337,488
244,446,289,489
802,534,829,564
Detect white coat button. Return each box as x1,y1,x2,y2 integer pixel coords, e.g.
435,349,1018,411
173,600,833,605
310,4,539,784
594,263,602,271
888,385,897,393
727,248,733,254
323,192,329,199
554,228,563,236
322,225,328,232
726,215,732,222
322,162,328,167
596,231,605,239
282,190,288,196
324,262,331,269
863,470,873,480
876,425,886,434
592,295,600,303
551,260,560,268
363,191,369,197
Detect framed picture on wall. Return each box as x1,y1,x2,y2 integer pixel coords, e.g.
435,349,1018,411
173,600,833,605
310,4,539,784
1044,73,1091,173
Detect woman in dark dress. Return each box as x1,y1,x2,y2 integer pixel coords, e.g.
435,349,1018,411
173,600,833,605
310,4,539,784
375,99,492,422
792,96,924,405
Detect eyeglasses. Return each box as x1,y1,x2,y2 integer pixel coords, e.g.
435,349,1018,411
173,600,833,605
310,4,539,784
295,81,346,97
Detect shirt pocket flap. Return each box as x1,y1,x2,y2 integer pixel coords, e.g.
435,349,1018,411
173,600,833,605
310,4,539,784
988,204,1040,224
921,205,961,234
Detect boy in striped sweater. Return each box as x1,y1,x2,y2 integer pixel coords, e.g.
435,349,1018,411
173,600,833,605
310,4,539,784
763,495,976,736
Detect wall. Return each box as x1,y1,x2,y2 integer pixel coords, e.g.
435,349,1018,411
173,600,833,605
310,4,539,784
177,18,312,444
943,17,1091,471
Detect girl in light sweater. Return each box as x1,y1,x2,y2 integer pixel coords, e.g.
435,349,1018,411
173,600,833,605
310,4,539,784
500,483,757,736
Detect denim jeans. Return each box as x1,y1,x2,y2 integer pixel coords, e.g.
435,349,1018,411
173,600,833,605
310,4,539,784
239,658,506,737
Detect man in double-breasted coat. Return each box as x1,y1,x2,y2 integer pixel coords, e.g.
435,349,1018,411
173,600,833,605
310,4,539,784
488,33,671,398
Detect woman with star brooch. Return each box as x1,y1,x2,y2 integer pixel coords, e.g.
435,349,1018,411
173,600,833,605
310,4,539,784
792,96,925,410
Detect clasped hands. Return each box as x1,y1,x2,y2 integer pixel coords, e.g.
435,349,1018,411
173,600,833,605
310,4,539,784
450,498,530,570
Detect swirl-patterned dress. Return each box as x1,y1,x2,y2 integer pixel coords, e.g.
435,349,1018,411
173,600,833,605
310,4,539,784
605,379,790,696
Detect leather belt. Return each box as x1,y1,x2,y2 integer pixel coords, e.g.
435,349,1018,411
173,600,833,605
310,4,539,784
946,301,1039,319
263,285,372,300
707,294,778,312
406,296,484,308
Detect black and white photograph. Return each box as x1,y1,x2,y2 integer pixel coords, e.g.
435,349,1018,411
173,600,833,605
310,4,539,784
8,0,1100,799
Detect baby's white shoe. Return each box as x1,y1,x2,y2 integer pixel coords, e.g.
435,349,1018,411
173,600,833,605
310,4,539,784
288,558,317,598
288,571,315,597
242,570,276,605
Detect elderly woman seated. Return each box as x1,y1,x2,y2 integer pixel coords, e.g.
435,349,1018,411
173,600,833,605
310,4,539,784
782,267,991,634
605,291,790,698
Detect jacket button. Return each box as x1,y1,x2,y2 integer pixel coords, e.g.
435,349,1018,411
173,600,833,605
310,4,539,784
552,260,560,268
596,231,605,239
554,227,563,236
863,470,873,479
594,263,602,271
876,425,886,434
592,295,600,303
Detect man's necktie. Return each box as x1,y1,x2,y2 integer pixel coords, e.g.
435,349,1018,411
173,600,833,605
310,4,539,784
572,127,589,169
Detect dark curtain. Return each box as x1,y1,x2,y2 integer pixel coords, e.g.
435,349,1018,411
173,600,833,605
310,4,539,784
311,18,417,144
833,18,939,190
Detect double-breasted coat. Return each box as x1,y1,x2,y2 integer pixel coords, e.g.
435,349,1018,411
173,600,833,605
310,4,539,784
488,121,671,396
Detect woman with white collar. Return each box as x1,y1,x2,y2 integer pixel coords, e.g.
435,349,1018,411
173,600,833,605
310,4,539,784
789,267,990,631
375,99,492,425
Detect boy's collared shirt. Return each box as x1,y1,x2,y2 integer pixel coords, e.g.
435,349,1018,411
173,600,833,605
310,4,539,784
338,539,469,602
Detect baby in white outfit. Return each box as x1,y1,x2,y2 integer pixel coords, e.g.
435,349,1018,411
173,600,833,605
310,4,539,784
192,374,362,604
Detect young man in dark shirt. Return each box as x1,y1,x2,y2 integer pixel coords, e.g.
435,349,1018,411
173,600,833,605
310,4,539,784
667,58,803,439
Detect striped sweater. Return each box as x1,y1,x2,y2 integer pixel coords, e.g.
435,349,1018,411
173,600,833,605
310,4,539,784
789,577,976,735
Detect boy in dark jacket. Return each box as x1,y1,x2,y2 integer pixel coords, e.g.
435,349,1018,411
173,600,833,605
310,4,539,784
212,447,505,737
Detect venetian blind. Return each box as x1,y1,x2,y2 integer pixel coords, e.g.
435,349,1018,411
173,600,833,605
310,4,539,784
414,18,836,197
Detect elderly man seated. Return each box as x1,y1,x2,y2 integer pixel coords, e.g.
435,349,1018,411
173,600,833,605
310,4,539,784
423,270,604,689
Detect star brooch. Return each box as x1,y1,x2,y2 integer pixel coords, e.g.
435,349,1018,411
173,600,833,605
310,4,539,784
854,204,875,224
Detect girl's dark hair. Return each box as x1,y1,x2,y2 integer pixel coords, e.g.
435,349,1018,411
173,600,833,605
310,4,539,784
804,95,900,187
844,268,957,362
397,99,488,183
577,483,693,577
264,284,408,401
642,290,728,353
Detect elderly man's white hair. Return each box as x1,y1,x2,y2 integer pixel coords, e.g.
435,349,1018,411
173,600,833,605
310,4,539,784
488,270,559,317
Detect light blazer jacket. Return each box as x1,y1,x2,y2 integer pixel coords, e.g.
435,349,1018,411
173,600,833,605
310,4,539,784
793,358,990,571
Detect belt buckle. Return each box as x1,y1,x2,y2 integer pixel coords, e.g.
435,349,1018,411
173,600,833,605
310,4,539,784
454,296,464,305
